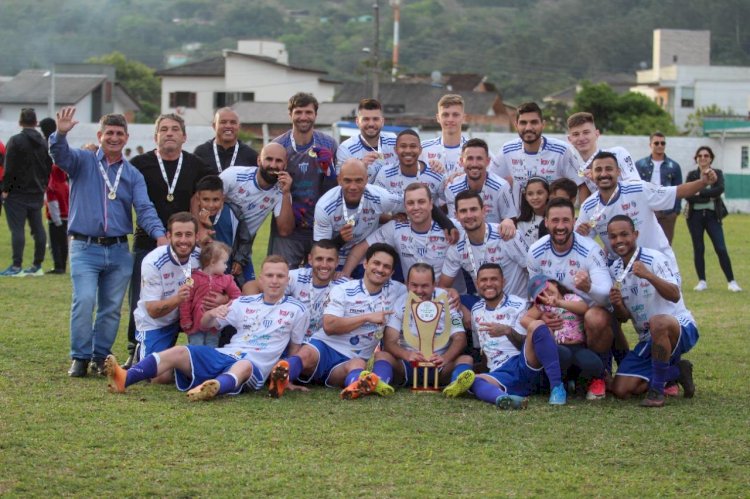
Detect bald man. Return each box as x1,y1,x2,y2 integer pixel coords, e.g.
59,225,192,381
313,159,402,270
194,107,259,172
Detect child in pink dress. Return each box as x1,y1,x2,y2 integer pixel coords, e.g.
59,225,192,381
180,241,241,347
523,274,588,346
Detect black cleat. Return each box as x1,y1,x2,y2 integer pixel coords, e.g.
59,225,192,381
677,359,695,399
640,388,665,408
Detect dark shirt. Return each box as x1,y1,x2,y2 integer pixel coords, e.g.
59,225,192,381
3,127,52,197
193,139,258,171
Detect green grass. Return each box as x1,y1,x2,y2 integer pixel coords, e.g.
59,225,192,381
1,214,749,496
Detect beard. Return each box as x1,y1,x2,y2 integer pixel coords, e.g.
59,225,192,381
259,168,279,185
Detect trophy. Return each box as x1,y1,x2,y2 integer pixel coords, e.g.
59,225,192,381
402,292,451,392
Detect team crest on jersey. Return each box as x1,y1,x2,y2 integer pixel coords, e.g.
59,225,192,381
416,247,428,258
540,259,552,268
299,162,309,174
163,272,173,279
263,319,273,328
557,272,567,281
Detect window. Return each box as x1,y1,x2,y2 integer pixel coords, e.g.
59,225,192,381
214,92,255,108
169,92,197,108
742,146,749,169
680,87,694,108
384,103,405,114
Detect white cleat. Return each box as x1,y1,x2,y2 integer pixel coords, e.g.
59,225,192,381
693,280,707,291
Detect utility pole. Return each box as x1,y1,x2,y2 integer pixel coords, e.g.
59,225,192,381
372,0,380,99
390,0,401,82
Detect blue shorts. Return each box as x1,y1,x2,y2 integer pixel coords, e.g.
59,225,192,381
616,321,699,382
137,323,179,361
306,339,352,387
481,348,543,397
174,345,263,393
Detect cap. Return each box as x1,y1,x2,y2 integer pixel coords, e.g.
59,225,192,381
528,274,552,301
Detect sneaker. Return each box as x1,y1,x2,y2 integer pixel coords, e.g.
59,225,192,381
359,370,394,397
268,360,290,398
676,359,695,399
586,378,606,400
68,358,89,377
0,265,23,276
663,382,679,397
693,280,708,291
47,268,66,275
187,379,220,401
22,265,44,276
728,281,743,292
495,394,528,410
443,370,475,398
104,355,126,393
549,383,567,405
340,372,379,400
640,388,665,408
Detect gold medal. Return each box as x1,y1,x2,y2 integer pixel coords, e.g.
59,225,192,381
613,281,622,290
108,191,117,200
377,153,384,160
308,149,317,158
185,277,194,287
578,170,585,177
588,219,598,228
346,219,356,226
167,193,174,202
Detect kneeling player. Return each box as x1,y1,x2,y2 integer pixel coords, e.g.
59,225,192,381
448,263,567,409
606,215,696,407
105,256,308,400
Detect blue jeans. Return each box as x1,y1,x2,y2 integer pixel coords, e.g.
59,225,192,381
686,209,735,281
69,239,133,360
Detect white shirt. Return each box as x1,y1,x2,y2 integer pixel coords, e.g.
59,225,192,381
649,159,664,185
491,136,582,208
313,184,402,266
312,279,407,359
471,295,528,371
527,233,612,306
578,146,639,194
134,245,201,332
387,288,466,355
444,171,518,223
516,214,545,249
286,267,349,342
609,247,693,343
373,162,444,205
336,133,397,181
216,295,309,384
419,135,468,178
220,166,284,237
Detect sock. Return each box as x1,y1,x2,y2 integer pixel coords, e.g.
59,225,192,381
665,364,680,381
471,377,505,404
345,368,363,386
596,350,612,376
372,360,393,385
651,360,669,394
450,362,472,383
216,373,238,395
125,353,158,387
287,355,303,382
531,324,562,388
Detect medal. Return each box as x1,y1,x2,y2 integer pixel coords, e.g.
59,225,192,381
108,191,117,200
185,277,194,287
212,139,238,172
466,223,491,282
308,148,317,158
167,193,174,202
169,245,193,287
613,281,622,290
588,184,620,230
346,219,356,226
156,151,183,204
341,190,365,227
614,247,640,290
98,158,124,202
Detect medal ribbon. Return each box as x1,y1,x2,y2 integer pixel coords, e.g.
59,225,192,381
466,223,490,281
589,183,620,227
213,140,238,172
156,151,183,201
97,158,124,201
616,246,641,287
341,191,365,224
168,245,192,284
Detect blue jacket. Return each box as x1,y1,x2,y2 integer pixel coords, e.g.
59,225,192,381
635,155,682,214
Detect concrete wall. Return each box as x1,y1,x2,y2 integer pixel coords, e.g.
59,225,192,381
160,76,226,126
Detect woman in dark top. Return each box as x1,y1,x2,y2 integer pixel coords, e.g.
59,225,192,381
685,146,741,292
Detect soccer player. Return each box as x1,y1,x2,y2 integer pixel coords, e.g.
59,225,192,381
446,263,566,408
527,197,614,400
193,107,258,172
606,215,697,407
336,98,397,181
266,243,407,399
491,102,581,208
444,138,517,230
420,94,469,176
373,129,444,202
104,255,309,401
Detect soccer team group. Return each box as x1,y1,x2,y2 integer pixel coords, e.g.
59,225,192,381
52,92,713,409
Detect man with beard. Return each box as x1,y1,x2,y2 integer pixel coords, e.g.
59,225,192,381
373,129,443,201
194,107,258,171
491,102,581,208
271,93,338,268
420,94,470,177
336,98,396,181
607,215,697,407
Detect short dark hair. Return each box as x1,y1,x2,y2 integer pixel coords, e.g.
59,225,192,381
549,178,578,201
199,240,232,268
396,129,420,143
516,102,543,121
19,108,37,127
591,150,619,168
195,175,224,193
407,262,435,283
404,182,432,201
311,239,339,253
477,262,503,278
99,113,128,133
694,145,715,162
365,242,398,267
358,98,382,112
288,92,319,113
649,131,666,141
39,117,56,139
167,211,198,233
545,196,575,218
607,214,635,231
454,189,483,211
462,138,489,155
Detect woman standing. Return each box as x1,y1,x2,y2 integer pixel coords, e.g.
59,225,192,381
685,146,741,292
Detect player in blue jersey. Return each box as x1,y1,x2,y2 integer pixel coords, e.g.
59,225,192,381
606,215,697,407
336,98,397,181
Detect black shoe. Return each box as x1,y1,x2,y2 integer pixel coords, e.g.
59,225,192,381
90,358,107,376
121,354,135,370
68,359,89,377
640,388,665,408
47,268,66,274
677,359,695,399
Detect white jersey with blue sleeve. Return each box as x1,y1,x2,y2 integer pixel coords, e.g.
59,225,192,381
220,166,284,237
372,162,444,205
609,247,693,342
419,135,468,177
216,294,309,382
286,267,349,342
134,245,201,332
578,146,638,194
444,171,519,223
471,295,528,371
336,133,397,181
312,279,407,359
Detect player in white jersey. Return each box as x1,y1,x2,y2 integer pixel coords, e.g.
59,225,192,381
606,216,697,408
266,244,407,399
336,98,397,181
419,94,469,177
491,102,582,208
444,138,518,230
439,191,528,299
566,112,638,199
576,151,717,265
313,159,401,268
373,129,444,202
134,213,201,366
104,255,309,401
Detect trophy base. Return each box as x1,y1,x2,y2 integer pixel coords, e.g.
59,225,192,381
410,361,441,392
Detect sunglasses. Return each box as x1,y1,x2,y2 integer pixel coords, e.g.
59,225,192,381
652,141,666,146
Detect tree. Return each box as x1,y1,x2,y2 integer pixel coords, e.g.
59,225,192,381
684,104,735,136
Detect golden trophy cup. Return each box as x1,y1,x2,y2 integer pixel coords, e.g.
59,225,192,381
402,292,451,392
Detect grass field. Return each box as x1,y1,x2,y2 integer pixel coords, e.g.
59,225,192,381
1,214,749,496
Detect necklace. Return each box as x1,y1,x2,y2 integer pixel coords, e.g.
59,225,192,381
156,151,183,202
360,134,384,160
97,158,124,201
589,184,620,228
341,190,365,227
613,247,641,290
465,223,490,281
212,140,238,172
291,133,316,157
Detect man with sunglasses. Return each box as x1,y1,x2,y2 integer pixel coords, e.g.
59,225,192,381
635,133,683,245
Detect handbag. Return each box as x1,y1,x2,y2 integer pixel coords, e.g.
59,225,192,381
716,198,729,220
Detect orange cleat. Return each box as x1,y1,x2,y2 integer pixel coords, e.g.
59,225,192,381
268,360,290,399
104,355,127,393
340,372,379,400
187,380,220,401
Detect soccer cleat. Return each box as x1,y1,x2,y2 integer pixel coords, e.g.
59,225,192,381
443,370,475,398
268,360,290,398
340,372,379,400
640,388,665,408
22,265,44,276
104,355,126,393
359,370,394,397
728,281,742,292
495,394,528,410
676,359,695,399
663,382,679,397
693,280,708,291
187,380,220,401
586,378,606,400
0,265,23,276
549,383,567,405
